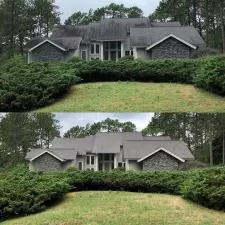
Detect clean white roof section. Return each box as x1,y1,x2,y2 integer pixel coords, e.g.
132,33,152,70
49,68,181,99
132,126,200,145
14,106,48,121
146,34,197,51
138,147,185,163
29,39,67,52
30,150,65,162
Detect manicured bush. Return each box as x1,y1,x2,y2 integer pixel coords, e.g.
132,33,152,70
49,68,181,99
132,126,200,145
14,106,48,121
0,166,69,220
1,166,225,221
181,167,225,210
75,59,197,84
0,57,81,111
194,56,225,96
65,170,188,194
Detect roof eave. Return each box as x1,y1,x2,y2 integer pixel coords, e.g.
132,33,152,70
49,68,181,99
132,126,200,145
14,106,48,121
28,39,67,52
137,147,185,163
146,34,197,51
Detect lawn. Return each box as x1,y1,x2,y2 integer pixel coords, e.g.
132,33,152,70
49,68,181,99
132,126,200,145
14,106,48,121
4,191,225,225
39,82,225,112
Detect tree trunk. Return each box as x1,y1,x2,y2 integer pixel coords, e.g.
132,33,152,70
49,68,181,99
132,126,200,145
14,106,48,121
223,129,225,165
210,140,213,166
220,2,225,52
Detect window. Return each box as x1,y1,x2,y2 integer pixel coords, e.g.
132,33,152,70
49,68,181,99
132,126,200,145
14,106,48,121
105,154,110,161
86,156,90,165
86,155,95,165
103,41,122,61
91,44,95,54
91,43,100,55
78,162,83,170
96,44,100,54
91,156,95,165
81,50,87,60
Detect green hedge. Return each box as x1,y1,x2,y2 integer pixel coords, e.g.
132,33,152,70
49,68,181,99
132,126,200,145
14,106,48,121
1,55,225,111
75,58,197,84
194,56,225,96
0,167,69,220
1,167,225,221
0,57,80,112
181,167,225,210
65,170,188,195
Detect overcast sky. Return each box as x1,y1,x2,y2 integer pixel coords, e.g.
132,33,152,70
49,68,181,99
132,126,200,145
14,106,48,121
55,113,154,135
55,0,161,23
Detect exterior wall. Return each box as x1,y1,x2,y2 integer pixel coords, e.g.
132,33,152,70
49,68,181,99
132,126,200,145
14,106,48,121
30,42,67,62
127,160,142,171
30,153,65,172
142,151,181,171
136,48,152,60
151,38,191,59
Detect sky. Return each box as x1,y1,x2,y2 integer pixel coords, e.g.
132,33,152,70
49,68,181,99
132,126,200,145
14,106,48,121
55,0,161,23
55,113,154,135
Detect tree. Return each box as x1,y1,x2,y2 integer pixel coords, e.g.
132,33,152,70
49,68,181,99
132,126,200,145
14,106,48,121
127,6,143,18
64,3,143,25
150,0,225,51
0,113,61,166
143,113,225,165
32,113,60,149
64,118,136,138
0,0,61,57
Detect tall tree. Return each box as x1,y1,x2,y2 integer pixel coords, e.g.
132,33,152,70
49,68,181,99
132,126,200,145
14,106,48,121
0,113,61,165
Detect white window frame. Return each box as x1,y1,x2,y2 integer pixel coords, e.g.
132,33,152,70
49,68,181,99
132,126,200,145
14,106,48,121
90,43,100,55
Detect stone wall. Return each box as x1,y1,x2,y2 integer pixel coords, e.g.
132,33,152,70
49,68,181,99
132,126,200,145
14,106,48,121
151,37,191,59
142,151,181,171
30,42,69,62
31,153,64,172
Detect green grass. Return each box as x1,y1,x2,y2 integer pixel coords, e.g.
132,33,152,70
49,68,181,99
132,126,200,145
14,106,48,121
38,82,225,112
4,191,225,225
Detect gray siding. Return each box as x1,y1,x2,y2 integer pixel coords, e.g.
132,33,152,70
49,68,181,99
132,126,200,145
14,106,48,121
30,42,71,62
151,38,190,59
127,160,142,171
31,153,65,172
142,151,181,171
136,48,151,60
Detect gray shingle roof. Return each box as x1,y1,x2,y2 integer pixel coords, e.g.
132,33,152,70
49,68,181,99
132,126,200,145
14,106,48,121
151,22,181,27
130,26,205,48
124,140,194,160
27,133,194,162
26,37,82,51
51,136,94,154
143,136,172,141
92,132,143,154
51,18,151,42
26,148,76,160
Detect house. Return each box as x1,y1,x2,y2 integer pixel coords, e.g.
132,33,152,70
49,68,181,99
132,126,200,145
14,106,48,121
26,132,194,172
26,18,205,63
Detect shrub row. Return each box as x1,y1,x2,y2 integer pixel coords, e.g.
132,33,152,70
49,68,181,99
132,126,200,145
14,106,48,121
0,167,69,220
74,58,197,84
1,167,225,221
1,55,225,111
64,167,225,211
194,56,225,96
65,169,188,195
181,167,225,210
0,57,80,111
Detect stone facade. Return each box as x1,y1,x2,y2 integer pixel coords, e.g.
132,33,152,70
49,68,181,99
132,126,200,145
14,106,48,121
30,153,65,172
142,151,181,171
30,42,68,62
151,38,191,59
